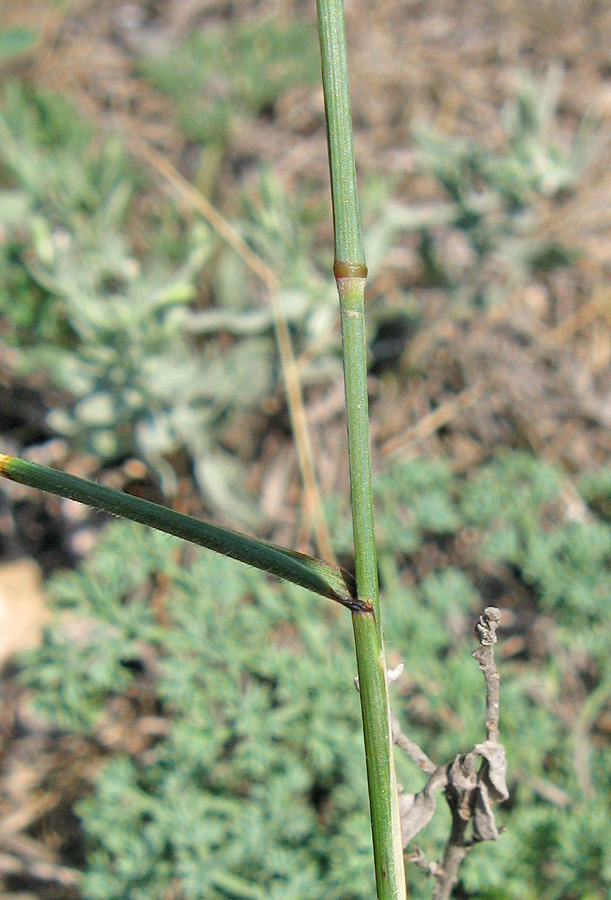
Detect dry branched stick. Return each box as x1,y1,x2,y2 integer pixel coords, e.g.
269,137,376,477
392,607,508,900
472,606,502,744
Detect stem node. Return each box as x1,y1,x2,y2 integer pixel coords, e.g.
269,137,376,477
334,260,368,279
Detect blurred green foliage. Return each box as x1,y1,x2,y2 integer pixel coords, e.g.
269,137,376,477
23,451,611,899
0,7,38,63
376,68,597,313
0,26,37,61
141,18,319,183
0,83,336,521
0,67,598,515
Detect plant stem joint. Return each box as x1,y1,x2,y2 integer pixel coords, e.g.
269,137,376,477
334,260,368,279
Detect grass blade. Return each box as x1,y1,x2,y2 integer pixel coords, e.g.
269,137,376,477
0,454,363,611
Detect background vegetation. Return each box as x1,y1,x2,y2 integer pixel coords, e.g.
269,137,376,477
0,1,610,899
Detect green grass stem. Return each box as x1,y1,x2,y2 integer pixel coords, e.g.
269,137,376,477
0,454,363,611
315,0,407,896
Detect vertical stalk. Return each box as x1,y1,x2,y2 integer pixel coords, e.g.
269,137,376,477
315,1,407,897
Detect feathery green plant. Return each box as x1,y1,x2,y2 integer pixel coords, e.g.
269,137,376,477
17,452,611,899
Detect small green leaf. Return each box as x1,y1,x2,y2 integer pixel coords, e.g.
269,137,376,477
0,27,38,61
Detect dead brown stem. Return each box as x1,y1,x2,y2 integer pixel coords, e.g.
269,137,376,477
392,607,508,899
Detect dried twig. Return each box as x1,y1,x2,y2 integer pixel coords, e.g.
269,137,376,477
391,715,436,776
391,607,508,899
380,384,483,459
0,852,82,887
